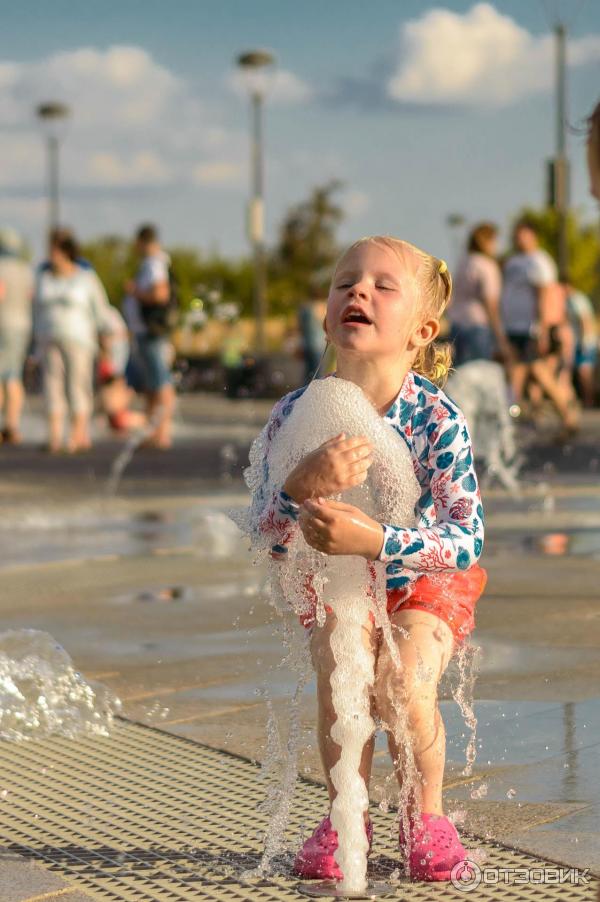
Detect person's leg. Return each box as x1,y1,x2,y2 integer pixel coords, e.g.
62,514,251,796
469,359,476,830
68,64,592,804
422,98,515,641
148,383,175,447
64,343,93,452
310,611,378,822
577,362,596,408
142,337,174,448
42,344,66,452
530,357,578,431
4,378,24,440
374,609,455,819
509,361,529,406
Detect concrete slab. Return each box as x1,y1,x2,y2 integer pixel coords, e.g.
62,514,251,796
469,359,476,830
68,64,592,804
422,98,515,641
0,852,95,901
0,393,599,894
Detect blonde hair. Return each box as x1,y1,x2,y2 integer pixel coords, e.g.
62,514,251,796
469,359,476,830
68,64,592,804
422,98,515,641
333,235,453,386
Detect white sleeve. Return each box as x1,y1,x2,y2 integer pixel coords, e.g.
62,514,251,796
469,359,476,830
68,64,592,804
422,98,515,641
148,257,169,286
529,253,556,287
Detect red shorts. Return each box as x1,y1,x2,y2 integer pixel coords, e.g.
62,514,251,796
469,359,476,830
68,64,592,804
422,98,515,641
298,565,487,645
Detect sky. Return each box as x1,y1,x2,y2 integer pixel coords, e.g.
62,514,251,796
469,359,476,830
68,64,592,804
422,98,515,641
1,0,599,268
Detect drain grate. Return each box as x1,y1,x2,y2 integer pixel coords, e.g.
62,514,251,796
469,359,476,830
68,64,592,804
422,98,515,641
0,718,596,901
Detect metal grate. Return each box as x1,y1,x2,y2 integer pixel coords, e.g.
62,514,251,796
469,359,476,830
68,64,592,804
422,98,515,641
0,718,596,901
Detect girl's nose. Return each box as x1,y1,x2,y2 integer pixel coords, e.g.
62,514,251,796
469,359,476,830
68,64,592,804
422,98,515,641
348,282,368,299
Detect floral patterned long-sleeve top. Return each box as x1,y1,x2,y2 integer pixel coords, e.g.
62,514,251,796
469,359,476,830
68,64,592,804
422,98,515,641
254,371,484,592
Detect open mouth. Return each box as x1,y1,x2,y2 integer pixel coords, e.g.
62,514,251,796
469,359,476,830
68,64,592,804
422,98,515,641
342,307,372,326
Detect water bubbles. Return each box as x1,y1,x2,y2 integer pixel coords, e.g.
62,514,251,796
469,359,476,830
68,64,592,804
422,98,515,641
220,443,239,482
470,783,488,800
0,629,121,741
144,702,170,721
448,809,466,826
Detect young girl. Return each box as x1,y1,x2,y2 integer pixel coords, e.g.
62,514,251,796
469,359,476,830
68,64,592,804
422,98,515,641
250,236,486,882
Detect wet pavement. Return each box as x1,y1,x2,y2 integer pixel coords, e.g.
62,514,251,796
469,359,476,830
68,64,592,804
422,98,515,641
0,393,599,897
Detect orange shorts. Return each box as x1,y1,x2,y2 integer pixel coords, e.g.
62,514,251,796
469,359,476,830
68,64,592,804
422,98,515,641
298,565,487,645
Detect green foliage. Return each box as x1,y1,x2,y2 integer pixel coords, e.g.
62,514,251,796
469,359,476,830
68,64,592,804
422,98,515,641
81,235,136,307
512,207,600,306
80,180,348,318
81,237,253,314
269,180,345,312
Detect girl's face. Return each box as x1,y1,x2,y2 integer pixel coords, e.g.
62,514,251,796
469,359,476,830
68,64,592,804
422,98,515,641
326,242,426,360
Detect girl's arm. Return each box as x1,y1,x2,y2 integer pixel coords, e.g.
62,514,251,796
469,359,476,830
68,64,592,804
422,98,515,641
241,395,301,559
378,412,484,571
240,393,373,559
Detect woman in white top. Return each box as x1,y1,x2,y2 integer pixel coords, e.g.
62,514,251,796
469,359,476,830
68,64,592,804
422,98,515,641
34,228,112,452
448,223,511,367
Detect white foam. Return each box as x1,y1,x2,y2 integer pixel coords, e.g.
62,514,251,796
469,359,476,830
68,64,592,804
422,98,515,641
0,629,121,742
237,377,420,889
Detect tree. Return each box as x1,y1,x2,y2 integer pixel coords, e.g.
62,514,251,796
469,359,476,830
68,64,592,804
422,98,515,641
81,237,254,315
511,207,600,306
269,180,345,312
81,235,136,306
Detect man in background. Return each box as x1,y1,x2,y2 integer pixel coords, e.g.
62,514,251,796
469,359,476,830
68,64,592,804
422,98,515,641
124,224,175,449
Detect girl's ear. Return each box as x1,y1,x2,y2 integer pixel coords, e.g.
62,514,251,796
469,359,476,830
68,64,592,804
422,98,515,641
409,317,440,350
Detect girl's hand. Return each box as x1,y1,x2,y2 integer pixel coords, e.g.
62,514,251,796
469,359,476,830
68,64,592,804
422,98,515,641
283,433,373,504
299,498,384,559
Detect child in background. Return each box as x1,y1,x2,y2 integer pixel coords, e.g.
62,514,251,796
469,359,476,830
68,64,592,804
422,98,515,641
98,304,146,433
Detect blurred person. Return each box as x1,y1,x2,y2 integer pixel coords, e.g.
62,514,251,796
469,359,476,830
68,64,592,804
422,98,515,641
500,219,578,438
124,224,175,449
298,299,327,382
0,227,33,444
33,228,112,453
587,100,600,201
527,275,578,420
39,227,93,273
565,278,598,408
97,303,146,433
448,222,512,366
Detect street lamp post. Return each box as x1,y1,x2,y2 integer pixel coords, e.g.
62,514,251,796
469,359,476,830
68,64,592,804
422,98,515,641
554,22,569,276
236,50,275,357
36,102,70,234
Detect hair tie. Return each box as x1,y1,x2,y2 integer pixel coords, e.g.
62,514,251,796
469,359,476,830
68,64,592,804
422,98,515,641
438,259,448,275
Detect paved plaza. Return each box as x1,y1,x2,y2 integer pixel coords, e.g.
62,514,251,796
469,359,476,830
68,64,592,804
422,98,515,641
0,393,599,900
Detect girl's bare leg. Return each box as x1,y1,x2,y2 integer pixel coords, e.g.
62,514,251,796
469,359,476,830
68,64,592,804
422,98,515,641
374,609,455,818
310,611,378,822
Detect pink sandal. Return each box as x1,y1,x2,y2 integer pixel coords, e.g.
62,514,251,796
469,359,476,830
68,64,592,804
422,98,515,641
399,812,469,881
293,816,373,881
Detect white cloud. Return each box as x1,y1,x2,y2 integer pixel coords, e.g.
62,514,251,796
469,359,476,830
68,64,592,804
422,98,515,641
387,2,600,108
0,44,244,193
192,161,244,186
87,151,172,186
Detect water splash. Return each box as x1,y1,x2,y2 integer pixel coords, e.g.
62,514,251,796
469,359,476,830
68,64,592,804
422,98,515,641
234,377,485,885
105,424,155,497
451,641,482,777
105,402,168,497
0,629,121,741
234,378,421,890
